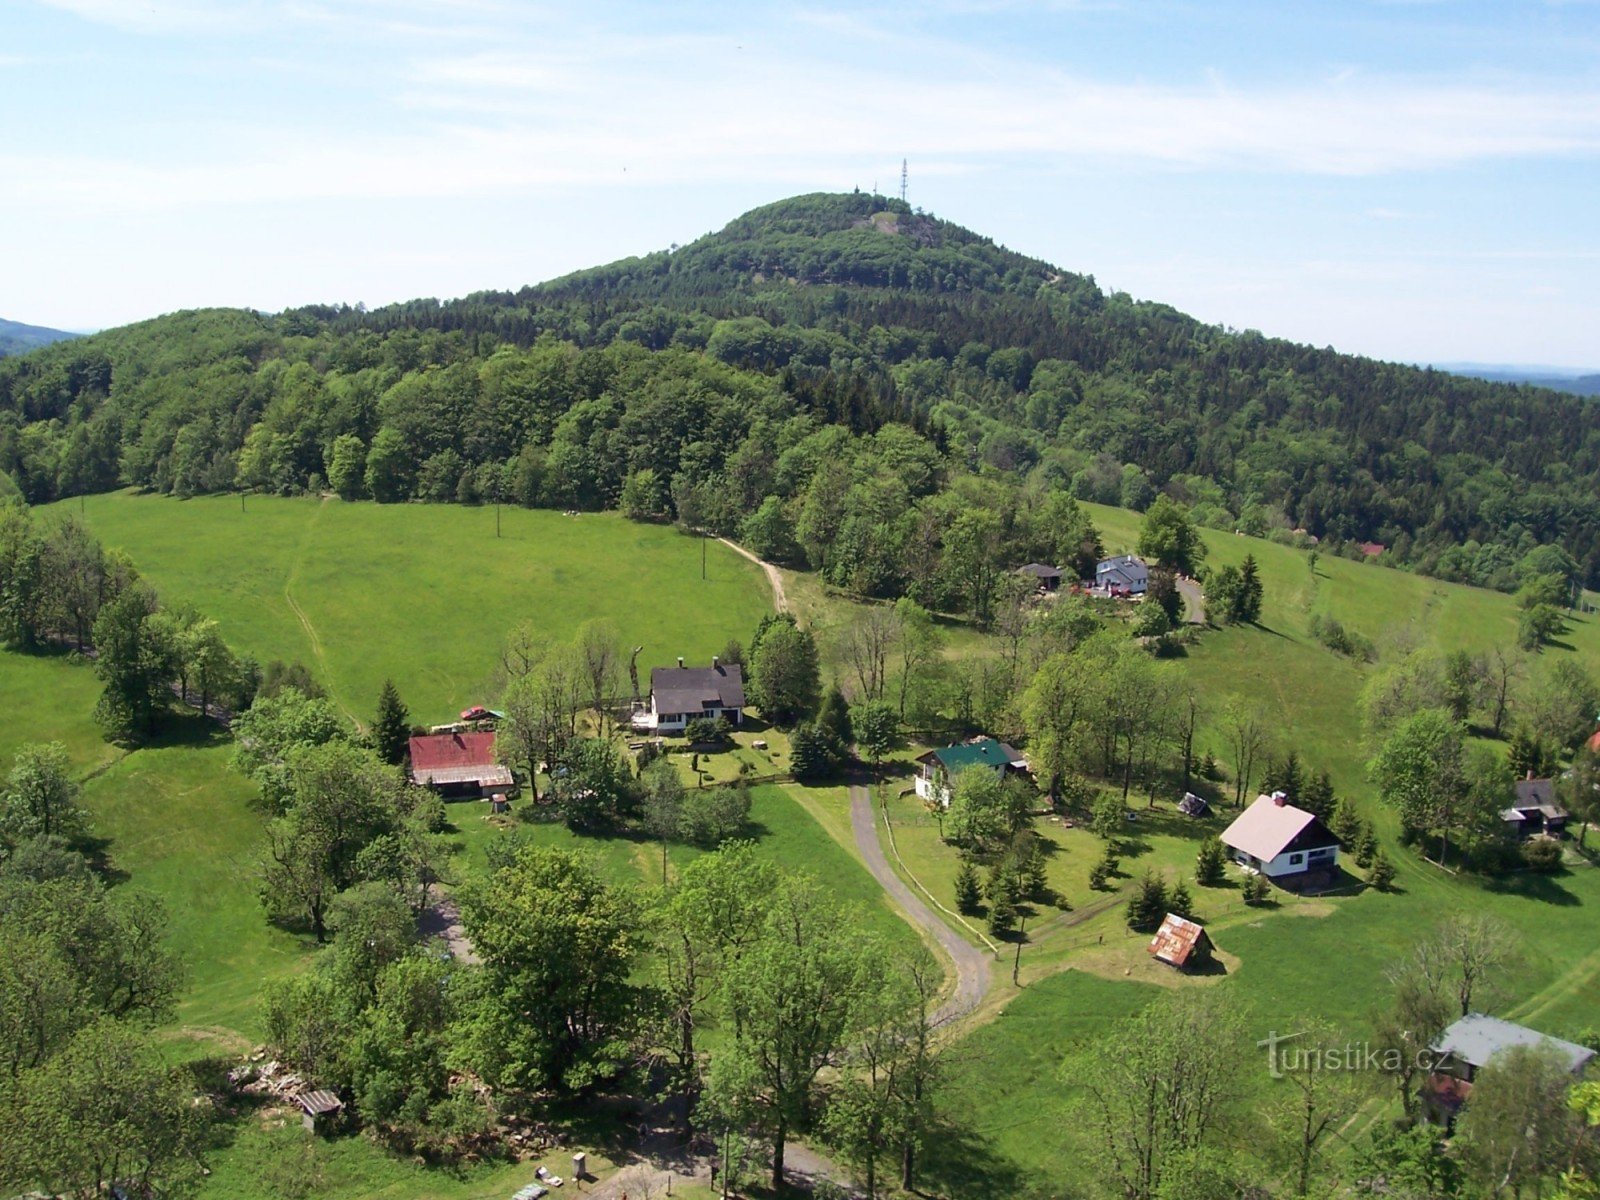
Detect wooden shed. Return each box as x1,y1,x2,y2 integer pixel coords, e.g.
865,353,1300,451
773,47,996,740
1147,913,1214,970
296,1089,344,1134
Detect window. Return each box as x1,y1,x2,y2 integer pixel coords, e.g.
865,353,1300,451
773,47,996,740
1289,853,1304,865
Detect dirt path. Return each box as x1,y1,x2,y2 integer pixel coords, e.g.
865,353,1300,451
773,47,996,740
716,537,788,616
283,497,360,727
418,893,480,965
848,781,993,1025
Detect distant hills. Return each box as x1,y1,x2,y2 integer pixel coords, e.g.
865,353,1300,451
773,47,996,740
1435,362,1600,398
1,191,1598,591
0,317,79,357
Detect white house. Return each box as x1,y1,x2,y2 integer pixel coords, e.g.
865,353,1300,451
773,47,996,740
913,738,1028,807
1219,793,1340,879
1095,554,1149,595
638,658,745,733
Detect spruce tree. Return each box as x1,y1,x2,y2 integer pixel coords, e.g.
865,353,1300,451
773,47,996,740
955,859,982,914
1125,871,1169,932
1195,836,1227,887
1168,880,1195,921
1238,554,1263,622
988,893,1017,936
1369,851,1397,892
373,679,411,766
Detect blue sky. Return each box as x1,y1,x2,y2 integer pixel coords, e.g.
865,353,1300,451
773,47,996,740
4,0,1599,366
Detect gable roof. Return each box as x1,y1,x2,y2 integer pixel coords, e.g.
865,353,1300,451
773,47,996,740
408,731,515,788
919,738,1026,776
1177,792,1210,817
1514,778,1556,808
1432,1014,1595,1075
650,662,745,715
1220,795,1338,861
1147,913,1211,967
1016,562,1062,579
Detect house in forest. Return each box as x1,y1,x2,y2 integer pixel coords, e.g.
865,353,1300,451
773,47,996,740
408,731,515,799
1421,1014,1593,1127
1015,562,1063,592
1219,792,1340,883
1502,775,1568,839
1147,913,1213,969
638,657,745,734
1095,554,1148,595
914,737,1028,807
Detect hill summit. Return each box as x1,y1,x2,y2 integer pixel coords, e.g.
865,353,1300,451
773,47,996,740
0,316,78,357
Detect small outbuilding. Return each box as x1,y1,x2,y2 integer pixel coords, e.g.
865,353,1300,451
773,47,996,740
1015,562,1064,592
296,1089,344,1134
1147,913,1213,969
1177,792,1211,818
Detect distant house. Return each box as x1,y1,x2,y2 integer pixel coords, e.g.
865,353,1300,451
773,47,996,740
1422,1014,1594,1126
1219,793,1340,881
1147,913,1213,969
1177,792,1211,818
1015,563,1063,592
640,657,745,733
1358,541,1386,558
1587,726,1600,755
408,731,515,800
1095,554,1149,595
1502,775,1568,839
914,738,1028,807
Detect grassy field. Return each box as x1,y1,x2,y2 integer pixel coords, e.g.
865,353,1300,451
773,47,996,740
43,492,775,724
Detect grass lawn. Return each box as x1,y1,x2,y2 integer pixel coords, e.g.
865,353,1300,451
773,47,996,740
0,646,122,775
43,492,775,724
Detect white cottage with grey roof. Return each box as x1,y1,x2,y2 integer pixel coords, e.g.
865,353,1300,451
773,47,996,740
641,658,745,733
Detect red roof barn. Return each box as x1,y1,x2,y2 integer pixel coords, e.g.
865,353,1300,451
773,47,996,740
408,731,515,798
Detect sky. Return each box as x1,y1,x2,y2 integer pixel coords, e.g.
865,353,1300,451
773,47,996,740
3,0,1599,367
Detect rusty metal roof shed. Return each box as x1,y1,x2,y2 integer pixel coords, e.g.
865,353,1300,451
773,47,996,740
1147,913,1212,968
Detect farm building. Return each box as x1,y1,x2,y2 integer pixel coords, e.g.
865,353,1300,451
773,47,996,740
638,657,745,733
914,738,1028,807
1015,562,1063,592
1502,775,1568,839
296,1089,344,1134
1422,1014,1594,1127
408,731,515,800
1095,554,1149,595
1147,913,1213,969
1219,793,1340,882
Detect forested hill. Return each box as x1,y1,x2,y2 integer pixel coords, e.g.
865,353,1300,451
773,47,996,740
2,191,1599,590
0,317,78,357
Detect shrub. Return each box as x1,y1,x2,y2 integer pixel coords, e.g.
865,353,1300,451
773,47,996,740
1243,872,1272,905
1369,851,1397,891
684,716,731,746
1520,838,1563,873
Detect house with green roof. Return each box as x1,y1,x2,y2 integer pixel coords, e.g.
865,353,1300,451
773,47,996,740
914,737,1029,807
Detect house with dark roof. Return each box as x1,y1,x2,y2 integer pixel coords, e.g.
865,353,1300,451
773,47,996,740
1219,793,1340,881
1095,554,1148,595
642,658,745,734
1502,775,1568,839
408,731,516,799
1422,1014,1594,1126
914,738,1028,807
1147,913,1213,969
1015,563,1063,592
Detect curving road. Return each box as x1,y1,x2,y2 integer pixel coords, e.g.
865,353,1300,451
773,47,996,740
848,781,993,1026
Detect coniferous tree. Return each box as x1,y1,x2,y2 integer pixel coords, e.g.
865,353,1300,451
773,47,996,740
954,859,982,914
372,679,411,766
1126,871,1170,932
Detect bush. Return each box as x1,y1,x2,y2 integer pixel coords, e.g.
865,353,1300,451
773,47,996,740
1243,873,1272,906
1369,851,1397,891
1520,837,1563,873
684,716,732,746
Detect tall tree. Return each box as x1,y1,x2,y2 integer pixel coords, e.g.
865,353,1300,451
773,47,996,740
0,742,84,846
746,614,821,725
372,679,411,766
1137,494,1202,576
90,583,177,743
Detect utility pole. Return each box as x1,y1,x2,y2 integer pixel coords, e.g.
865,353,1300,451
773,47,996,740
900,158,908,203
1012,910,1028,986
701,530,707,580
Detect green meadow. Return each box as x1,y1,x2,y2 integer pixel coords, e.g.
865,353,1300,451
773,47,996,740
42,491,775,724
7,490,1600,1197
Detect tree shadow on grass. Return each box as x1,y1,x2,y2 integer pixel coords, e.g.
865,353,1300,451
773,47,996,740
913,1111,1031,1200
144,711,231,751
1480,870,1581,907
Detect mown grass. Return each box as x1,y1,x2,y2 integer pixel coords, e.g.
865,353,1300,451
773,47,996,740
44,492,775,723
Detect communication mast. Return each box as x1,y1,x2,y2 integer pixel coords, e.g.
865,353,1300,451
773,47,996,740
900,158,908,203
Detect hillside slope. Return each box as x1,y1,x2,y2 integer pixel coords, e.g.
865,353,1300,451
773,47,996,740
3,192,1598,588
0,315,78,356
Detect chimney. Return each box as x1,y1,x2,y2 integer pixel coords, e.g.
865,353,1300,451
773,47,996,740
677,657,685,669
1526,769,1534,781
712,655,720,671
1272,791,1287,807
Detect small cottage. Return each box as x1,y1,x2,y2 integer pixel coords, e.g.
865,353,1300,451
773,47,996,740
1219,793,1340,882
914,738,1028,807
640,658,745,733
1147,913,1213,969
408,731,516,800
1095,554,1149,595
1422,1014,1594,1127
1015,563,1063,592
1502,775,1568,839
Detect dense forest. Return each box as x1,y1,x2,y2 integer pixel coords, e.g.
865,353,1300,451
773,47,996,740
2,191,1598,590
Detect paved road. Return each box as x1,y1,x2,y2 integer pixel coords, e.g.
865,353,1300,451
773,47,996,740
848,781,993,1025
1176,575,1206,624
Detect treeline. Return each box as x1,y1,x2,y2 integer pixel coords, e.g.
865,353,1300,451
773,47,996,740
2,193,1599,588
